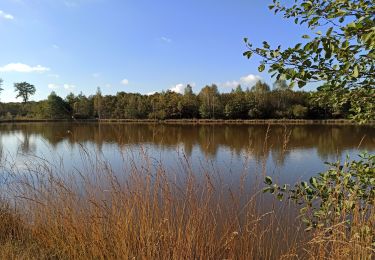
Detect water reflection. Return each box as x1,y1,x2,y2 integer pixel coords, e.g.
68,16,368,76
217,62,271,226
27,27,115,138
0,123,374,164
0,122,374,191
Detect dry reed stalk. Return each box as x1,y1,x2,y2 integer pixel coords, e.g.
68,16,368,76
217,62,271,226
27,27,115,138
0,125,372,259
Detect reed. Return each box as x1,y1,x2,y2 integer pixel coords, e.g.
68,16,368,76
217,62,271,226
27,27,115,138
0,140,373,259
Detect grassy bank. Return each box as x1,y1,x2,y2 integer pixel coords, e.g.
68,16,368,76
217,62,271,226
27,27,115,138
0,145,373,259
1,118,374,125
0,118,97,123
95,118,375,125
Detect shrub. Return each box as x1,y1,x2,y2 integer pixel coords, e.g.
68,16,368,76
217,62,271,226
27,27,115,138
264,153,375,258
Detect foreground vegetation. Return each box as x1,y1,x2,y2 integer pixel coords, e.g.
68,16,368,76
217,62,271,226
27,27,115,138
0,144,373,259
266,153,375,257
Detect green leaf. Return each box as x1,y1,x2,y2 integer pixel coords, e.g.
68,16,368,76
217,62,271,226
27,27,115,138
326,27,333,37
298,81,306,88
263,187,273,193
243,51,252,59
347,22,356,28
301,1,312,10
265,176,273,185
310,177,318,188
277,193,284,201
302,35,310,39
352,66,359,78
258,64,265,72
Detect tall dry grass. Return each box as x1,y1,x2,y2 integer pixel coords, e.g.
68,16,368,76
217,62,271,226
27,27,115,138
0,129,373,259
0,144,303,259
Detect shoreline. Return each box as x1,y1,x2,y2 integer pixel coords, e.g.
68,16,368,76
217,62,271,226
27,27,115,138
0,118,374,125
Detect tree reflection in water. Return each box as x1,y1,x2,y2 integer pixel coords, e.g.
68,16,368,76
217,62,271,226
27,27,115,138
0,123,373,167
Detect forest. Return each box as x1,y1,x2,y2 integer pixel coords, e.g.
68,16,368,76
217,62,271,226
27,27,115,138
0,79,364,120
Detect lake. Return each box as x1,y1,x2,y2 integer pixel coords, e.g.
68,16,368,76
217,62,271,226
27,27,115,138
0,122,374,258
1,122,374,187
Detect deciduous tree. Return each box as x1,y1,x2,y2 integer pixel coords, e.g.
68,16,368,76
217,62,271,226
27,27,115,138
14,82,36,103
45,91,71,119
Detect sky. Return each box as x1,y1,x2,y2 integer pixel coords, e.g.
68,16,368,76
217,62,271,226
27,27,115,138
0,0,313,102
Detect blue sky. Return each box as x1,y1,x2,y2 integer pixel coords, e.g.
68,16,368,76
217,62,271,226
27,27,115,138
0,0,312,102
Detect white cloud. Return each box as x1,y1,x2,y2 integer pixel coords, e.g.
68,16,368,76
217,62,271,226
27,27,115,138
161,36,172,43
221,80,240,89
146,91,156,96
0,63,50,73
169,82,196,94
64,84,76,91
48,83,59,90
0,10,14,20
169,83,185,94
121,79,129,85
217,74,262,91
240,74,262,86
104,83,111,88
48,83,76,91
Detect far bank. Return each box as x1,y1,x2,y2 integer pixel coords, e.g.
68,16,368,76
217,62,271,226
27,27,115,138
1,118,374,125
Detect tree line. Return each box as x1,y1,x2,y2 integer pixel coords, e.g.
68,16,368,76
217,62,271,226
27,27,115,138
0,79,366,120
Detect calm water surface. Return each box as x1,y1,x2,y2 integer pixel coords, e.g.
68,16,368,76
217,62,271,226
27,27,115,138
0,123,374,185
